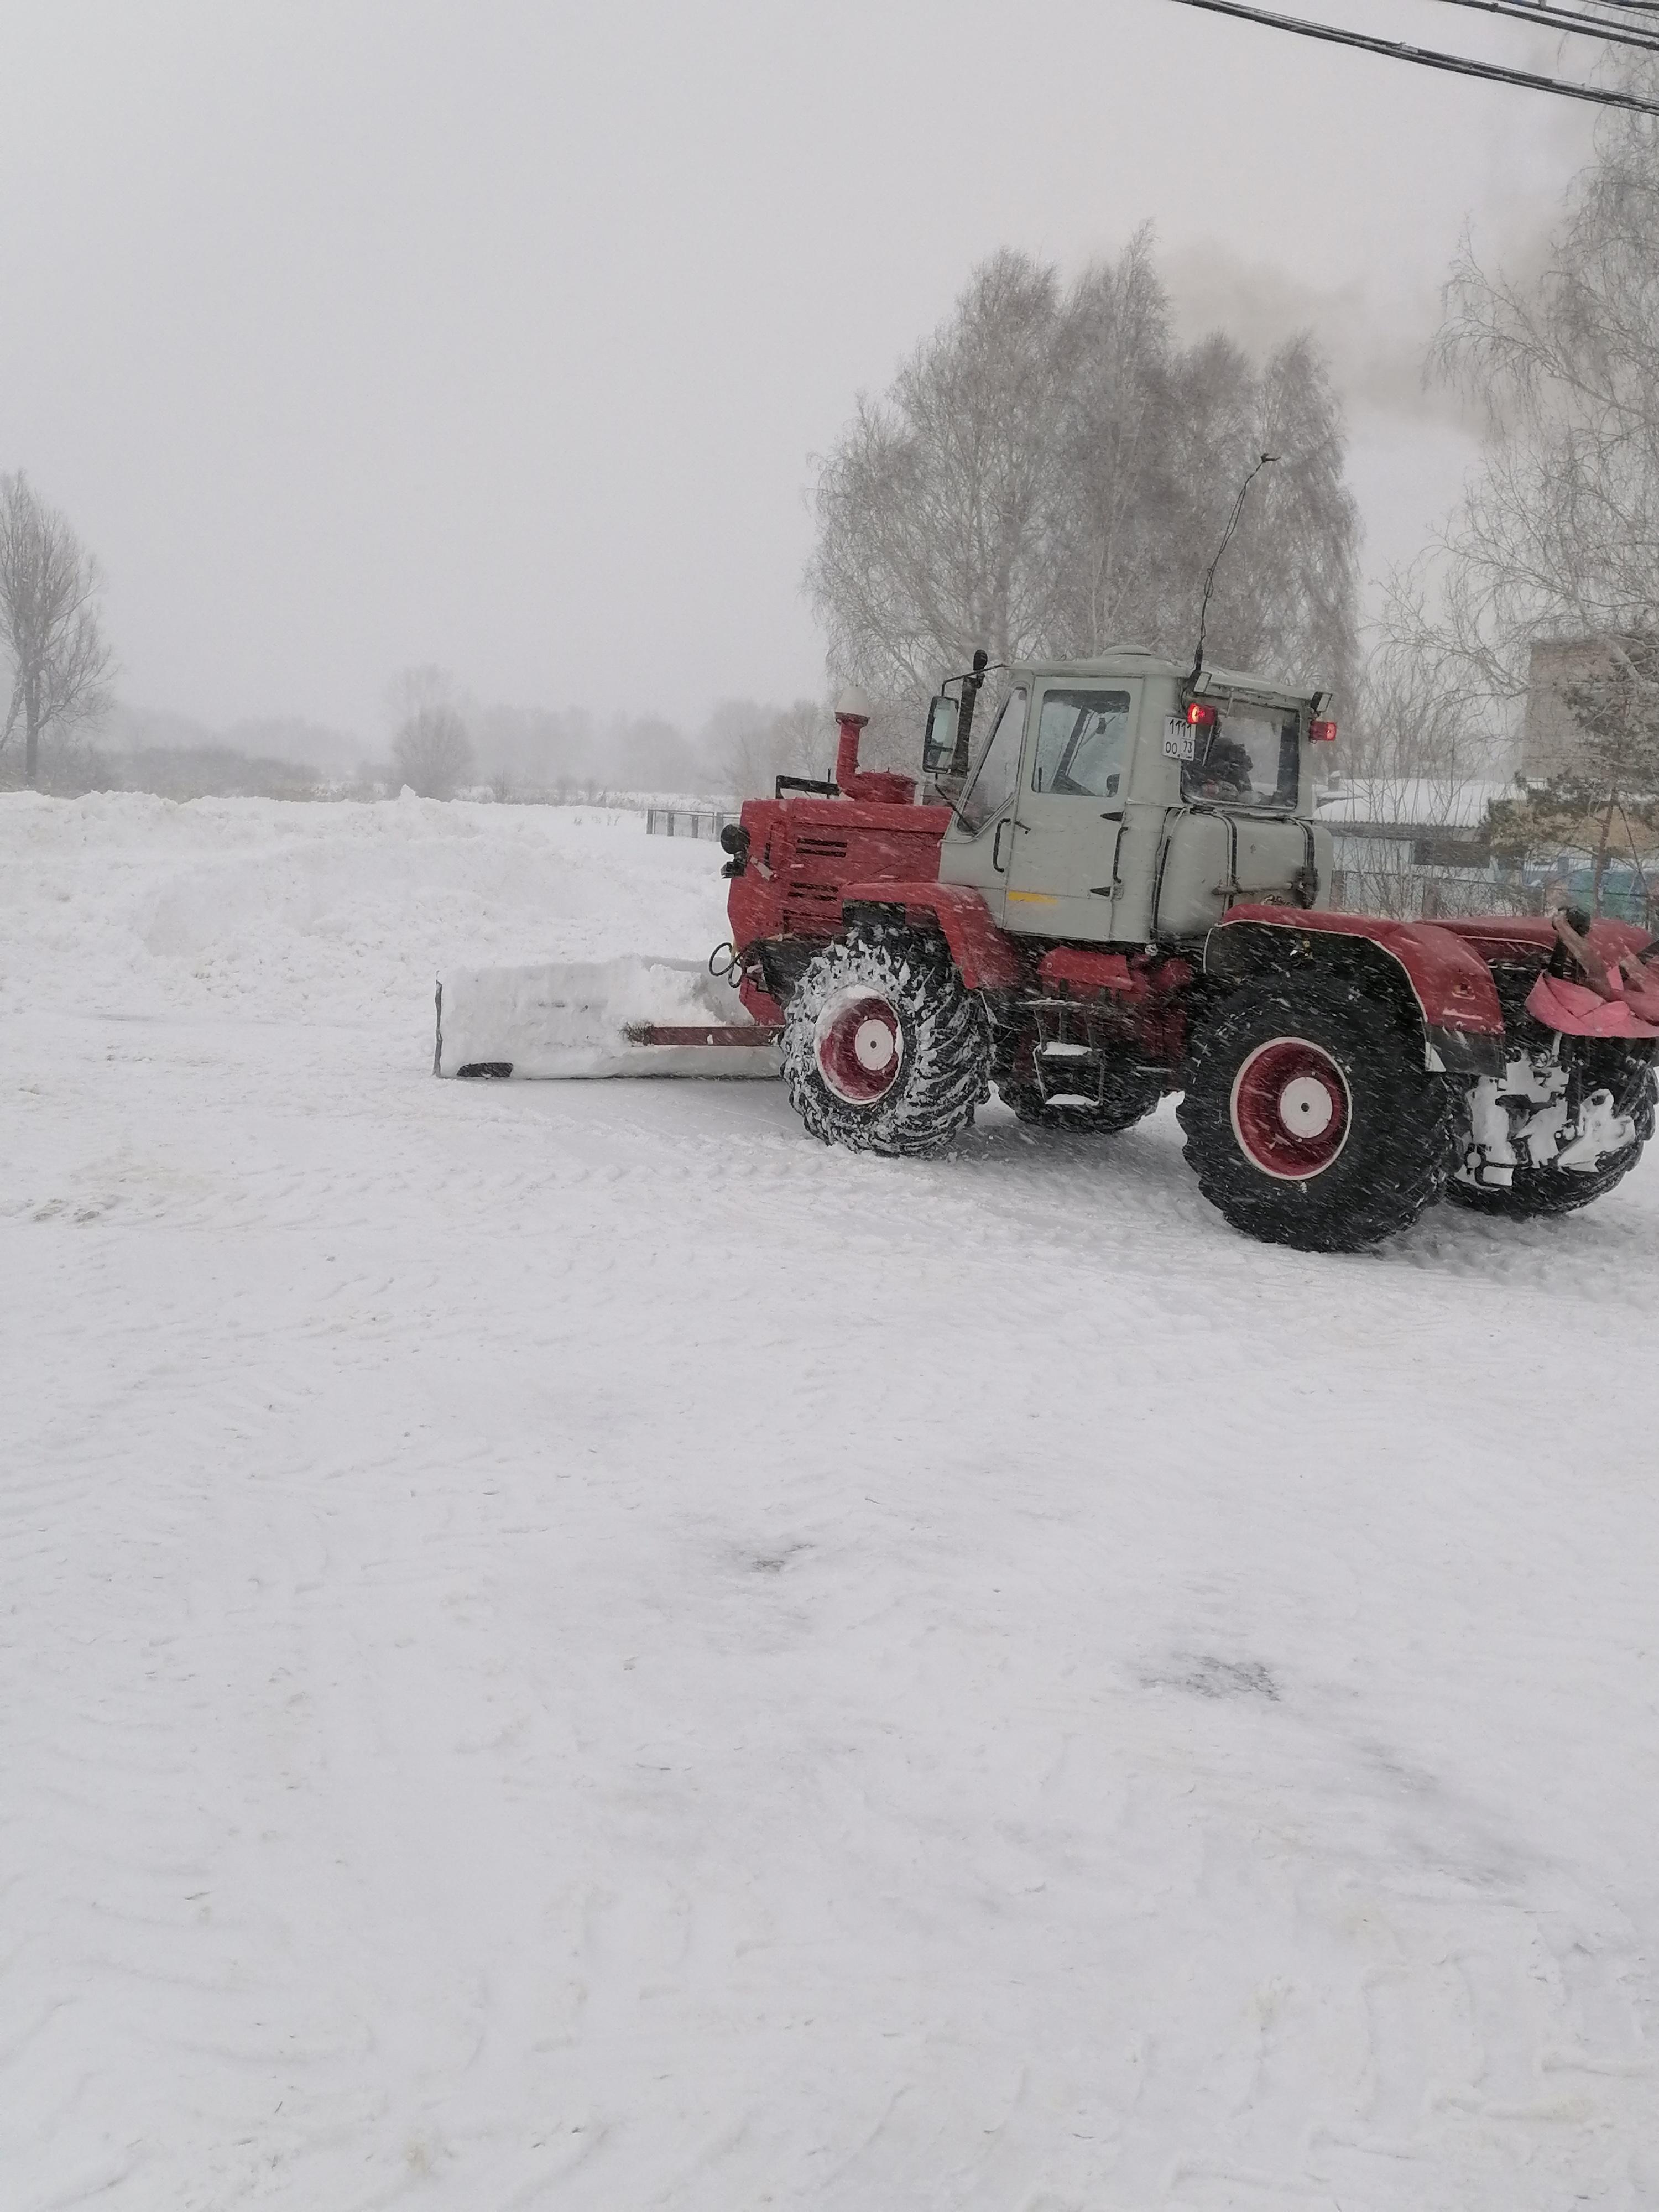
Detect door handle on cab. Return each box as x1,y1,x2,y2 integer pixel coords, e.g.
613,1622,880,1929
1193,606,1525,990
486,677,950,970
1089,812,1125,899
993,817,1012,872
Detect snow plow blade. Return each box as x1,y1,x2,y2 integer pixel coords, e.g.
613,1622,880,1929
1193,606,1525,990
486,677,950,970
434,955,781,1079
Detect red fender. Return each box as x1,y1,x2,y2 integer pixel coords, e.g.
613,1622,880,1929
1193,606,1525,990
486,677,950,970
1211,906,1505,1042
838,880,1025,990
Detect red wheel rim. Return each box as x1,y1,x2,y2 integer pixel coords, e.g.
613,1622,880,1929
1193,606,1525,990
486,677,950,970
1229,1035,1351,1180
814,987,905,1105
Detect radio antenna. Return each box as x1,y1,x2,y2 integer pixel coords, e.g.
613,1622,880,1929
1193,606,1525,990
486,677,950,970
1189,452,1277,693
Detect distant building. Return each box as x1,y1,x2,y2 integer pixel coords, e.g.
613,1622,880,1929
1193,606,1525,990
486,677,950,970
1313,771,1653,925
1314,776,1517,919
1520,635,1616,781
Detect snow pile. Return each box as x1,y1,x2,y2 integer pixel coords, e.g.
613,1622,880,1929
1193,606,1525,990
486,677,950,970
4,791,1659,2211
0,789,731,1035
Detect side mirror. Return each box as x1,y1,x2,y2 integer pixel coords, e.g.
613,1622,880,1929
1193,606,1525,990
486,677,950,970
922,695,959,775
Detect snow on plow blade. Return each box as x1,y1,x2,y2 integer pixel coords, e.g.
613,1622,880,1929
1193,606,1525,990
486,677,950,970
434,956,781,1079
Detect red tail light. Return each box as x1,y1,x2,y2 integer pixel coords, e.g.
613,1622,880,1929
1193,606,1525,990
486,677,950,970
1186,702,1217,729
1310,719,1338,744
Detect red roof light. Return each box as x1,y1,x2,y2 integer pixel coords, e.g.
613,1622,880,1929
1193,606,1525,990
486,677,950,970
1310,719,1338,744
1186,702,1217,729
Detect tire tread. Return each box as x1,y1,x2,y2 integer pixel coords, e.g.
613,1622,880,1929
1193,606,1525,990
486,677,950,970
781,926,989,1158
1177,973,1458,1251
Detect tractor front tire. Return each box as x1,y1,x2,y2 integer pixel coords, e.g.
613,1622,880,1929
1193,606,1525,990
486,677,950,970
1177,975,1458,1253
781,925,990,1159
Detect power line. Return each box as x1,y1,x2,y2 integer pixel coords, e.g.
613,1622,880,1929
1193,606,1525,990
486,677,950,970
1427,0,1659,52
1159,0,1659,108
1520,0,1659,14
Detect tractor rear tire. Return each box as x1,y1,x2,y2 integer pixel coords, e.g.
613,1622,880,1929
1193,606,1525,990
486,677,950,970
1177,974,1458,1252
781,924,991,1159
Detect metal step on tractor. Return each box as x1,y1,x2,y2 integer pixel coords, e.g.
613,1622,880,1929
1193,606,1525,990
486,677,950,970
437,649,1658,1255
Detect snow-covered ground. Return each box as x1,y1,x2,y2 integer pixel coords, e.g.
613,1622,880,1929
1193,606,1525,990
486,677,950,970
4,791,1657,2211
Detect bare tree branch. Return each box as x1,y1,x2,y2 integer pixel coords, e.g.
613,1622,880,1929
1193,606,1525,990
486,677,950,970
1406,61,1659,711
386,665,474,799
0,473,115,787
805,242,1360,737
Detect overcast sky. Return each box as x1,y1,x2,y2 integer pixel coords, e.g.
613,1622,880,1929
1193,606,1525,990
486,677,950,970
0,1,1605,738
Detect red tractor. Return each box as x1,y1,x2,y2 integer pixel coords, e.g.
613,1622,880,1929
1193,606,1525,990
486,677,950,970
716,653,1657,1252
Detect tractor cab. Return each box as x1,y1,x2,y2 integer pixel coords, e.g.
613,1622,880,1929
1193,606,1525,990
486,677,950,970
930,651,1334,947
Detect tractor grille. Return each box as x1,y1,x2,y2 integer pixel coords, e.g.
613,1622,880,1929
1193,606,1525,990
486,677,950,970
794,837,849,859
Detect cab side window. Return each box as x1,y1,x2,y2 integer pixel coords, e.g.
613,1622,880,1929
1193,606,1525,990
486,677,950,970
1031,689,1132,799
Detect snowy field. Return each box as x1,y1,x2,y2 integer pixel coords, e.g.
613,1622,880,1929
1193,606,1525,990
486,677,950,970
5,791,1659,2212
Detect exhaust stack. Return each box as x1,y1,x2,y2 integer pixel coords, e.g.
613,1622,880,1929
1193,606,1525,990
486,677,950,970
832,688,916,806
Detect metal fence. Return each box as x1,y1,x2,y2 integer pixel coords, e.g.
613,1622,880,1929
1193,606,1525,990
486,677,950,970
1329,867,1655,927
644,808,742,840
1329,869,1533,922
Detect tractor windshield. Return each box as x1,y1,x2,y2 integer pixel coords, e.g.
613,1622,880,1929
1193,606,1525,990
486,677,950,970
1182,707,1300,810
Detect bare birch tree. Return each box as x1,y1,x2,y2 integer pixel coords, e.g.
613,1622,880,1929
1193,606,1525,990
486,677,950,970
703,698,828,800
806,238,1360,729
1367,58,1659,901
388,665,474,798
1396,58,1659,713
0,473,114,787
806,251,1067,709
